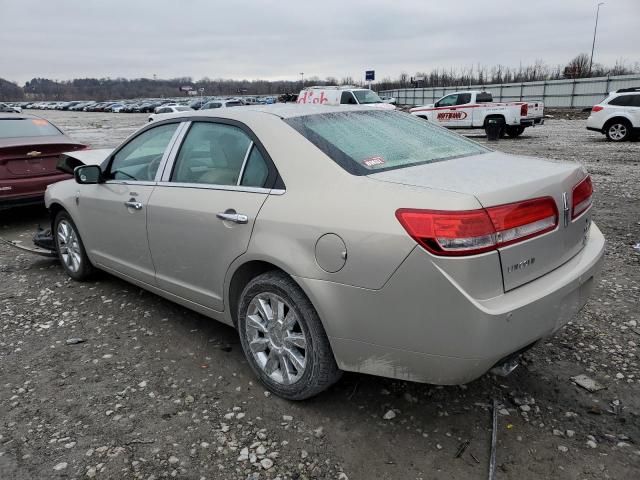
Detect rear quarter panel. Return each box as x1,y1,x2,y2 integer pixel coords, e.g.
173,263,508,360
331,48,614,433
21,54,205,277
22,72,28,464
236,114,483,290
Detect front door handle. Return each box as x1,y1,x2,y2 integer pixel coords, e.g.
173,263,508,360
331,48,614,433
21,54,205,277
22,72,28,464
124,200,143,210
216,212,248,224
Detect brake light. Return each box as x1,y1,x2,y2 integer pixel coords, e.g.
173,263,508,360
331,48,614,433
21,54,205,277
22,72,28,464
591,105,604,112
396,197,558,257
520,104,528,116
572,176,593,219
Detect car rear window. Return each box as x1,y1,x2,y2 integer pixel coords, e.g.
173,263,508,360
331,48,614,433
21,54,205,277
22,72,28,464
284,110,489,175
0,118,62,138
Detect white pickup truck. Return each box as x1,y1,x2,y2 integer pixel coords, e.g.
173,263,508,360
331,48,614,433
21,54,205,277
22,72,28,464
410,91,544,137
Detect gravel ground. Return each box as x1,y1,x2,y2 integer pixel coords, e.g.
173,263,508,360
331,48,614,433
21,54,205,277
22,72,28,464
1,110,639,480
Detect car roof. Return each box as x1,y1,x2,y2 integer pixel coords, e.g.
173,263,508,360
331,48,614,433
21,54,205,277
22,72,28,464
158,104,378,121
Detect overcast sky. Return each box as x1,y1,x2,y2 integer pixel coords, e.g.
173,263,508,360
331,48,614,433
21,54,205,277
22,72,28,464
1,0,639,85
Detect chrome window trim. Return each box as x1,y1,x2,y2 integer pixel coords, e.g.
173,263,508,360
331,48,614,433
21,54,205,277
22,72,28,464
155,181,274,195
103,180,157,187
236,141,254,186
159,121,191,182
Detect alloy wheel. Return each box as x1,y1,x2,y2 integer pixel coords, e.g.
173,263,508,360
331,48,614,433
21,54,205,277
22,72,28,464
245,293,308,385
57,220,82,273
609,123,627,141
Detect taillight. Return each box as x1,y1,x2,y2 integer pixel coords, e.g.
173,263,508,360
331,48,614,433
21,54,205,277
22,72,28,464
520,104,528,116
396,197,558,257
591,105,604,112
572,176,593,219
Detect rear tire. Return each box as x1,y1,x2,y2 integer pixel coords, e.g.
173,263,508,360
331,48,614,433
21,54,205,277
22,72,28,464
237,271,342,400
53,211,95,281
505,126,525,138
605,119,631,142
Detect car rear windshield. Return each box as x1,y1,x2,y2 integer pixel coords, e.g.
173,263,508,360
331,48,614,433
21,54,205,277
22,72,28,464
0,118,62,138
284,110,489,175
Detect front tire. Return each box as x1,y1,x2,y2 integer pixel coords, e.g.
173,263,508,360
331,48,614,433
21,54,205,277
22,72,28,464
605,120,631,142
54,211,95,281
237,271,342,400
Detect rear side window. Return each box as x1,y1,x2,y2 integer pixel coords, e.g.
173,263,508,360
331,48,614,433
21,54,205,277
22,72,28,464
240,146,269,187
608,95,635,106
171,122,251,186
0,118,62,138
476,92,493,103
285,110,489,175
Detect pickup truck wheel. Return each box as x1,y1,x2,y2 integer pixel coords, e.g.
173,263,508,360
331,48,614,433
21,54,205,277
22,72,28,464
54,211,95,281
505,126,525,138
605,120,631,142
237,271,342,400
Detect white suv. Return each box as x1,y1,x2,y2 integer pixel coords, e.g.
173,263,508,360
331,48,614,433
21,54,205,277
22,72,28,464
586,88,640,141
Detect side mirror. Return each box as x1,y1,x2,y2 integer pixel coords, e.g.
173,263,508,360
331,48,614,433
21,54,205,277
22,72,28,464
74,165,103,184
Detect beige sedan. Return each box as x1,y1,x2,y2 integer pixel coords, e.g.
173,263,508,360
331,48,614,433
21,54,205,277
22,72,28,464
45,105,604,399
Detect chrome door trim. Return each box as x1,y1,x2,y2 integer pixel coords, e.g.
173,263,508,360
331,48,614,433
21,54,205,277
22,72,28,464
154,181,274,195
236,141,254,186
104,180,157,187
158,121,190,182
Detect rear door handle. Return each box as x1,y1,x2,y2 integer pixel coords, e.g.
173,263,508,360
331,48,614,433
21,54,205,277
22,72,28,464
216,212,248,224
124,200,143,210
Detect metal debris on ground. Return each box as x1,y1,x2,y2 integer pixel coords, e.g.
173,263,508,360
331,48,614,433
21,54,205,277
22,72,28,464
455,440,470,458
65,338,86,345
571,374,606,392
489,399,498,480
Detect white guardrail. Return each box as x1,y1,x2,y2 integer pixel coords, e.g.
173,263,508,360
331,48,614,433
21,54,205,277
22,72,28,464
379,74,640,108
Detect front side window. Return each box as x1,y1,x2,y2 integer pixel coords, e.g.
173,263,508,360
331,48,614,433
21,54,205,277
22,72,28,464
171,122,252,186
285,110,489,175
352,90,383,104
109,123,178,181
436,94,458,107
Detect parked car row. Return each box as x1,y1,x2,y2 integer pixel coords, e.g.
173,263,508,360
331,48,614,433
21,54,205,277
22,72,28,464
7,95,279,115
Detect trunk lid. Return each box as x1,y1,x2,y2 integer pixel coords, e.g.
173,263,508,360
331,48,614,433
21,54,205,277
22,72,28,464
370,151,590,291
0,137,86,179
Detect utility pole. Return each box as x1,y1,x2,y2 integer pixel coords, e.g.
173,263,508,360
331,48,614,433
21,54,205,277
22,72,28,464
589,2,604,77
300,72,304,89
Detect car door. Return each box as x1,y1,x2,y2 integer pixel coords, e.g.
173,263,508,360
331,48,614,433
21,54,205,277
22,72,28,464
433,94,459,127
630,95,640,126
76,122,183,285
147,120,275,311
451,92,473,127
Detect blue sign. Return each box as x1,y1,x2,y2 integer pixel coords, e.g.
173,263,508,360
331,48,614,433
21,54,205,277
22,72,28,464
365,70,375,81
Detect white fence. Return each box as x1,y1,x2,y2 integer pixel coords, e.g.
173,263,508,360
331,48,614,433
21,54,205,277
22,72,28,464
379,74,640,108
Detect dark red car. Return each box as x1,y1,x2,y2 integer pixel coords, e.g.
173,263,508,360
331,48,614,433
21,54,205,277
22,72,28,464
0,113,86,209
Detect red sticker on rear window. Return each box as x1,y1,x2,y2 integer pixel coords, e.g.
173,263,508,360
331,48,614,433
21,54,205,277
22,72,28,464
32,119,49,126
361,156,385,168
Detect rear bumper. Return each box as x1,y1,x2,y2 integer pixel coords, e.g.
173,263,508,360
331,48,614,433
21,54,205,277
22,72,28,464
521,117,544,127
297,222,605,385
0,172,72,209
